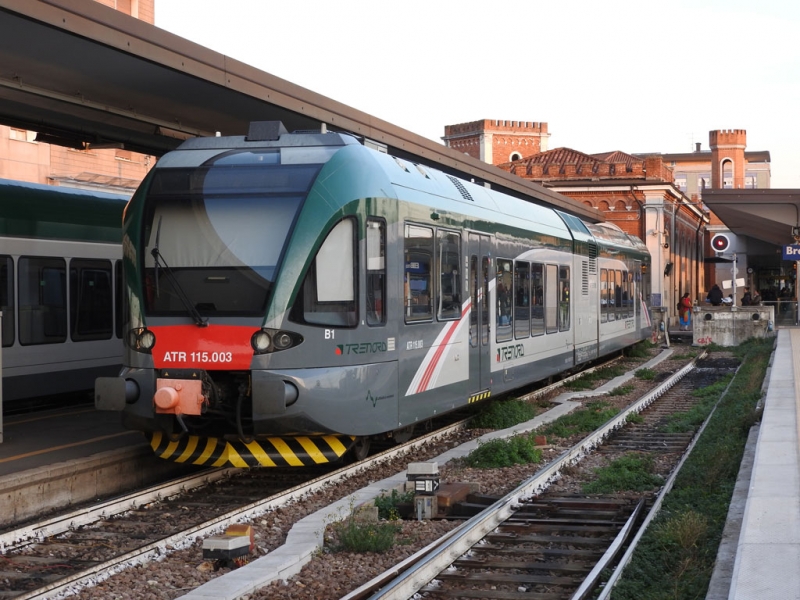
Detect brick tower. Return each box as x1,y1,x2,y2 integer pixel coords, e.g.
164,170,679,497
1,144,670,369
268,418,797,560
442,120,550,166
709,129,746,189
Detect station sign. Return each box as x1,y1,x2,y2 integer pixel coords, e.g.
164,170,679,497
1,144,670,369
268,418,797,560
783,245,800,260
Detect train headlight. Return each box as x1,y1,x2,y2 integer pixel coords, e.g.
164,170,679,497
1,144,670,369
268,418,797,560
273,332,293,350
128,328,156,353
251,330,271,353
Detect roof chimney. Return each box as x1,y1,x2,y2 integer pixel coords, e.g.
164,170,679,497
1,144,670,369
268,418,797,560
695,142,701,152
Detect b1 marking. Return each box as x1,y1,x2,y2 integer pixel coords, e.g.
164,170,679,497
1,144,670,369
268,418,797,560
325,329,335,340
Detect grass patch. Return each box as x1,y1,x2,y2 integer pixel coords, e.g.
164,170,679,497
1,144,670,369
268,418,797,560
373,489,414,520
464,434,543,468
609,384,635,396
540,400,619,439
635,367,656,380
470,399,537,429
672,350,700,360
328,517,402,553
659,375,733,434
582,453,664,494
626,412,645,424
612,337,773,599
625,340,657,358
563,365,627,391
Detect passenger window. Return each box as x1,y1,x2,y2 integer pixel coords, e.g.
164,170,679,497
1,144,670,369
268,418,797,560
366,219,386,326
1,255,14,347
600,268,609,323
404,224,433,322
545,264,558,334
514,261,530,339
18,257,67,345
70,259,113,341
496,259,513,342
559,266,570,331
292,218,357,327
531,263,544,337
437,230,461,320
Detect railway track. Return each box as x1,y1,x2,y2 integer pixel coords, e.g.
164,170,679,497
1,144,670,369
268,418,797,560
0,351,680,599
344,354,738,600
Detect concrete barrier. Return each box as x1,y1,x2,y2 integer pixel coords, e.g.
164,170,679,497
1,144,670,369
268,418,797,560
693,305,775,347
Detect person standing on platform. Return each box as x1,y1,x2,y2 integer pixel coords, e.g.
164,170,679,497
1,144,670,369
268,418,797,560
678,292,692,330
707,284,723,306
741,287,752,306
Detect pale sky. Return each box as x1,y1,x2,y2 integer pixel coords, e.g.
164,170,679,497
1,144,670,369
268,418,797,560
155,0,800,187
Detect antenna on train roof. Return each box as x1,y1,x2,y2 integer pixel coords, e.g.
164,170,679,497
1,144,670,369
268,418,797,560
246,121,287,142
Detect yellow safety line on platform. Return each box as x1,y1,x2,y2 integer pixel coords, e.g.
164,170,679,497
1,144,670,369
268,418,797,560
0,431,139,464
5,407,99,426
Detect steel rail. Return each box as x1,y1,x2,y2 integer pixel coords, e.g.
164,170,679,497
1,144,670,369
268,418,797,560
360,355,703,600
8,420,469,599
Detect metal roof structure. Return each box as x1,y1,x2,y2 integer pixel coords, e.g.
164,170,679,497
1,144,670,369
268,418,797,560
0,0,602,222
703,189,800,247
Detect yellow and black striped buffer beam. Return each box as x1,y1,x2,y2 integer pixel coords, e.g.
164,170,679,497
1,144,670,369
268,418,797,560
468,390,491,404
148,432,355,467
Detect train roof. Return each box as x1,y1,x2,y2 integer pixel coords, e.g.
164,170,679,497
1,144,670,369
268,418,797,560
0,178,129,243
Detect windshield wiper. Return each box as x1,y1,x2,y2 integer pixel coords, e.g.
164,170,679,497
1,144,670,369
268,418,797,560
150,217,208,327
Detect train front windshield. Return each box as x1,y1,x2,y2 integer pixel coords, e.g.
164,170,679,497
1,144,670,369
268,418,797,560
141,159,323,317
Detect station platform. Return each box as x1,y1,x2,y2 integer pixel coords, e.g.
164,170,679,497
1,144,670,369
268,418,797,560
711,327,800,599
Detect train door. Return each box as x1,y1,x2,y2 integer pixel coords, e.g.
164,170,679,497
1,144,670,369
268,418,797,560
468,233,492,395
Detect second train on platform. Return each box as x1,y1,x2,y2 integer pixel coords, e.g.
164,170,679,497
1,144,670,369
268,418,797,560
96,122,653,467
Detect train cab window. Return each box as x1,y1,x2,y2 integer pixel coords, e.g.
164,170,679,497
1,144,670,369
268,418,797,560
366,219,386,326
293,217,357,327
531,263,544,337
404,225,433,322
559,266,570,331
437,230,461,320
18,257,67,345
496,259,513,342
70,259,113,341
1,255,13,347
514,261,530,339
545,264,558,334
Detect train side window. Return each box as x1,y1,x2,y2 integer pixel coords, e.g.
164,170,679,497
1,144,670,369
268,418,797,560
496,259,513,342
514,261,530,339
18,257,67,345
293,217,357,327
481,256,490,346
559,266,570,331
437,230,461,321
70,259,113,341
600,268,608,323
404,224,433,322
366,219,386,326
1,255,14,347
531,263,544,337
545,264,558,334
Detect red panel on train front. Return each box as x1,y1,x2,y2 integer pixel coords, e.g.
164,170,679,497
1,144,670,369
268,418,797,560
148,325,255,370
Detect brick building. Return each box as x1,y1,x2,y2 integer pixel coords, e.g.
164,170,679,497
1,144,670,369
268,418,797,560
442,120,550,166
0,0,155,195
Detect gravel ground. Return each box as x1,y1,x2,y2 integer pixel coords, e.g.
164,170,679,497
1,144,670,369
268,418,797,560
70,345,706,600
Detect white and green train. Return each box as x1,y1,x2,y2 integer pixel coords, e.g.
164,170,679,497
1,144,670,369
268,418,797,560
1,179,128,403
95,122,652,467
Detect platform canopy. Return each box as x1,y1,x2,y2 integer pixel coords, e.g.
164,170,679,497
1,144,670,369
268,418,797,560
0,0,601,222
702,189,800,247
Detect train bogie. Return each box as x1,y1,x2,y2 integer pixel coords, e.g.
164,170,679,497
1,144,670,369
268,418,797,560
95,122,651,467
